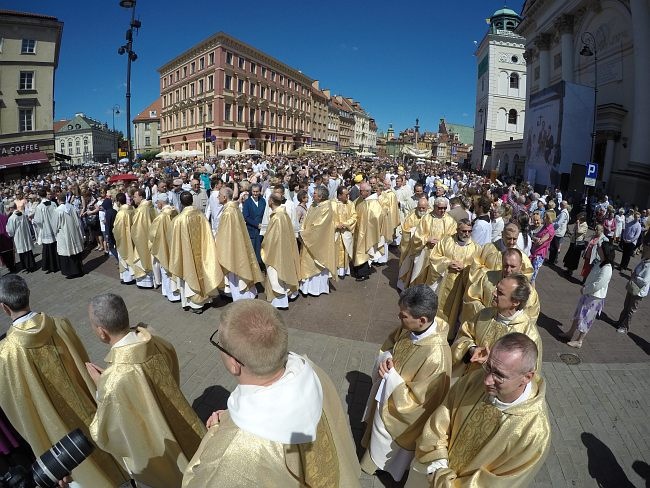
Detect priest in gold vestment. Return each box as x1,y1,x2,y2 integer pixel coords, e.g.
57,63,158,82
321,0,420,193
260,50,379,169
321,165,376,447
215,187,263,301
406,333,550,488
113,192,136,284
149,193,180,302
461,248,540,325
397,198,428,290
409,197,457,286
299,186,336,296
169,192,223,313
451,274,543,381
353,183,383,281
0,275,129,488
470,223,534,283
87,293,206,488
428,220,481,340
334,186,357,277
378,182,400,245
183,301,361,488
131,189,158,288
261,194,301,308
361,285,451,482
393,175,414,246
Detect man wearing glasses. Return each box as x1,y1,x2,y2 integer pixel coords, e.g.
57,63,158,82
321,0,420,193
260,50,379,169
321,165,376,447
427,219,481,340
405,333,550,488
409,196,457,287
183,300,361,487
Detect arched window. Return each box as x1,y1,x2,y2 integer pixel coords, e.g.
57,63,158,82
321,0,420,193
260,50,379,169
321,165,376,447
508,109,518,125
510,73,519,89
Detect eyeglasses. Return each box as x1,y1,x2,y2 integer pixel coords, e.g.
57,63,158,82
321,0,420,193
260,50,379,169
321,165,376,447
482,363,507,384
209,329,246,366
436,206,447,210
458,229,472,234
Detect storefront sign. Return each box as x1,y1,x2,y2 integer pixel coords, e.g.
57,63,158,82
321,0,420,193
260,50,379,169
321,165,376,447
0,140,51,157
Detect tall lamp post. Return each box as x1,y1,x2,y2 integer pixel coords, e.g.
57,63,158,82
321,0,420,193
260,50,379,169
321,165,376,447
580,31,598,166
111,104,120,162
117,0,141,168
478,108,486,172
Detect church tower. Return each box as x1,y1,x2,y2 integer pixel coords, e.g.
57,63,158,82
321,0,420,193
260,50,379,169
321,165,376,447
472,7,526,171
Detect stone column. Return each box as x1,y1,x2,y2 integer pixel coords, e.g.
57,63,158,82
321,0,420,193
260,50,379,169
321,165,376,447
630,0,650,169
602,131,619,188
535,34,552,90
557,15,575,82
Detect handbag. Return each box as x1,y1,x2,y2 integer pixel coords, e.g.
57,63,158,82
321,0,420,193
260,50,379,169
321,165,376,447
626,279,642,296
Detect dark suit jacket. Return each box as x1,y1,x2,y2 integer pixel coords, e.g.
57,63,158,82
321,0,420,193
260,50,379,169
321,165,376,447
348,185,360,202
242,197,266,237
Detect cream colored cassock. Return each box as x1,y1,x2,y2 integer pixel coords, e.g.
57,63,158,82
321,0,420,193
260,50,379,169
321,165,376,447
333,199,357,277
408,212,457,287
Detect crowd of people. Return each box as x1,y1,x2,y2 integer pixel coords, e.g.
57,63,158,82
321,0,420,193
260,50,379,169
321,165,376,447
0,154,648,487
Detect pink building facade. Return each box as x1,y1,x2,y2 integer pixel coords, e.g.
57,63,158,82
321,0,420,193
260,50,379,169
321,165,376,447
158,32,314,156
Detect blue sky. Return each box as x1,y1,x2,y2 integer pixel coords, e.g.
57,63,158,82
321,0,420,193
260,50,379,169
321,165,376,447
10,0,524,135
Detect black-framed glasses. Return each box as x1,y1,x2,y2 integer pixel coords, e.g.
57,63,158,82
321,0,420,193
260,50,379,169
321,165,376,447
209,329,246,367
436,206,447,210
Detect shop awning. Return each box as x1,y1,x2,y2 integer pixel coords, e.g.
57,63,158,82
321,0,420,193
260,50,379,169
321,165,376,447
0,151,49,169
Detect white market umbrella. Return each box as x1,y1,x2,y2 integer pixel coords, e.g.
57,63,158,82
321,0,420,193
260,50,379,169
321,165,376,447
170,151,183,158
242,148,263,155
118,157,129,163
155,151,170,158
188,149,203,157
218,148,241,156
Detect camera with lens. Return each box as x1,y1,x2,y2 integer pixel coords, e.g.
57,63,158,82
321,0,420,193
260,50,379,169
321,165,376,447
1,429,93,488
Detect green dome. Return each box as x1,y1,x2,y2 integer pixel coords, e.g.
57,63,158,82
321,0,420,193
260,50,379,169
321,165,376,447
491,7,520,19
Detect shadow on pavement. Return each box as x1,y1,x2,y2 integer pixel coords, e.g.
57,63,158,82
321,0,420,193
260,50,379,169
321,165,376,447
345,370,372,457
598,311,619,330
582,432,635,488
628,332,650,356
84,252,109,274
191,385,231,424
632,460,650,487
537,312,566,342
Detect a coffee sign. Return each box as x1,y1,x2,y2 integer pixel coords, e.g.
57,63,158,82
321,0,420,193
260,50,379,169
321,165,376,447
0,140,50,157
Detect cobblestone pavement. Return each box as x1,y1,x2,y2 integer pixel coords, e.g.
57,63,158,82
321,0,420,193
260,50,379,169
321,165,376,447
1,240,648,487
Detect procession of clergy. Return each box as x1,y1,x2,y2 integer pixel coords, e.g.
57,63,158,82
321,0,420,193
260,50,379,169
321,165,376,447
0,169,551,487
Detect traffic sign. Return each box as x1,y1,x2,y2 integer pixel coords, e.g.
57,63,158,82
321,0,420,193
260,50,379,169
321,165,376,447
584,162,598,187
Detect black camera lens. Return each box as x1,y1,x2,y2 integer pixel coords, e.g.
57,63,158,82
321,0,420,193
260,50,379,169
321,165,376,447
32,429,94,488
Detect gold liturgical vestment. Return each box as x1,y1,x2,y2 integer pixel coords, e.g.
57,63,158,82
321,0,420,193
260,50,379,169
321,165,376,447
91,327,206,488
0,314,129,487
262,206,301,301
469,241,534,283
429,236,481,338
114,204,135,274
379,189,400,242
300,200,337,280
131,199,157,277
409,213,457,286
451,307,543,379
362,325,451,452
334,200,357,271
216,201,263,290
182,357,361,488
461,270,541,325
397,210,424,287
410,371,550,488
353,196,384,267
149,204,178,271
168,205,223,303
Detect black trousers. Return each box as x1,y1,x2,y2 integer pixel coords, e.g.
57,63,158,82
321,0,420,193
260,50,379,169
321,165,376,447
354,262,371,279
620,241,636,270
548,236,563,264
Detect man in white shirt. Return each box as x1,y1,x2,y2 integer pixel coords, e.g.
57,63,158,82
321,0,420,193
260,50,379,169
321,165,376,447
470,196,492,246
204,178,224,236
549,200,570,264
616,246,650,334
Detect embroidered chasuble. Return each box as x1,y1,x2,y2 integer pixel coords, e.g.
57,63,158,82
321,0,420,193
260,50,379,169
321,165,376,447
409,213,457,286
148,204,178,271
410,370,551,488
300,200,337,280
0,314,130,487
90,327,206,488
353,196,384,267
114,204,135,274
333,200,357,270
469,241,534,283
131,199,157,277
262,207,301,301
379,189,400,242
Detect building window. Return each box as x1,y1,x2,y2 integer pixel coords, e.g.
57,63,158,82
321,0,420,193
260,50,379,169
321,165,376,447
208,75,213,91
83,137,88,147
250,62,256,74
226,52,233,65
68,140,72,149
271,71,276,82
249,108,255,123
183,66,187,78
237,106,244,122
249,82,255,96
182,86,187,99
199,57,205,70
238,57,245,69
237,79,244,93
209,52,215,65
198,79,204,93
19,108,34,131
260,110,265,124
191,62,195,74
508,109,518,125
224,103,232,122
144,122,150,130
509,73,519,89
76,147,80,155
207,104,212,121
225,74,232,90
288,80,292,89
280,75,284,85
60,142,64,152
554,53,562,70
261,67,267,78
260,86,266,99
19,71,35,90
190,83,195,97
21,39,36,54
145,136,151,146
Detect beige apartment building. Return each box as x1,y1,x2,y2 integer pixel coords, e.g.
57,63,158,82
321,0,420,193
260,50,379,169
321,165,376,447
133,98,161,157
0,10,63,179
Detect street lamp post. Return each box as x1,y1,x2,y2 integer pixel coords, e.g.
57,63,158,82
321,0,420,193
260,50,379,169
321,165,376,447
478,108,487,172
117,0,141,168
580,31,598,166
111,104,120,162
